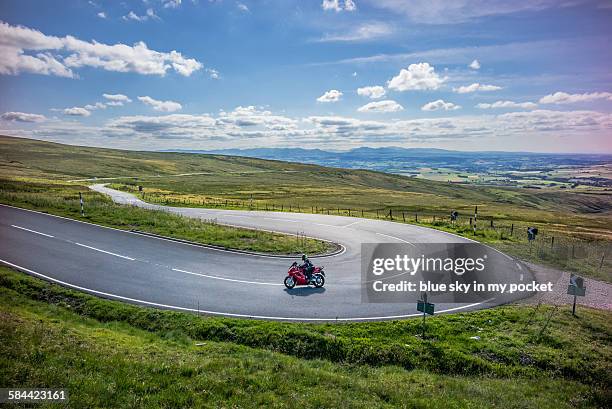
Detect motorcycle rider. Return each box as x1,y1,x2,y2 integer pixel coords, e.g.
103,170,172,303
300,254,314,282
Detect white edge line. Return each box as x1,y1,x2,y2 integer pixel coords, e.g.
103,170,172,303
0,258,490,321
11,224,54,238
172,268,282,286
74,242,135,261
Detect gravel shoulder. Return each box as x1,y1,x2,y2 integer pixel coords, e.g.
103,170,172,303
525,262,611,311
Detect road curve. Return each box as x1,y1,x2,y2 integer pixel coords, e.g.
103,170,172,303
0,185,533,321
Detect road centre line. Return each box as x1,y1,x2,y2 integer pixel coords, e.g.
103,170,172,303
11,225,55,238
74,242,135,261
172,268,282,286
375,232,415,246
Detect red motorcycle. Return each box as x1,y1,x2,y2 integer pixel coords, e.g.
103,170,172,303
284,262,325,289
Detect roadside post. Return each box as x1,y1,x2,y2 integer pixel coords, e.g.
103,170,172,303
473,206,478,235
79,192,84,217
567,274,586,316
417,292,435,338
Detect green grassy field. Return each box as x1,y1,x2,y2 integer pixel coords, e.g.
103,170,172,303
1,267,610,408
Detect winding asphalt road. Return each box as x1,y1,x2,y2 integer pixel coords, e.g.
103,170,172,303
0,185,533,321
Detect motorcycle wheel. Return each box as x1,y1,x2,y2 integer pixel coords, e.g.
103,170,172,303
313,274,325,288
284,276,296,289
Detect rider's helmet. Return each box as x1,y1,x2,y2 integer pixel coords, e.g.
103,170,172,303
301,254,307,261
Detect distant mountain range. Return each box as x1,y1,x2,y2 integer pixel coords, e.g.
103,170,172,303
161,147,611,174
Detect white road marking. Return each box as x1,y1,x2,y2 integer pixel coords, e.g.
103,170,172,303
74,243,135,261
343,220,362,228
516,263,522,270
375,232,415,246
0,258,491,321
11,225,54,238
172,268,282,286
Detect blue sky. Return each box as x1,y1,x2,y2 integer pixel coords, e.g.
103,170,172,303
0,0,611,152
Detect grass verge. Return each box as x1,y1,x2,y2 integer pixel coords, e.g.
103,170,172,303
1,266,610,407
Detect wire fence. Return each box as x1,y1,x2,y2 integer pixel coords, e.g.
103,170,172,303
120,184,611,279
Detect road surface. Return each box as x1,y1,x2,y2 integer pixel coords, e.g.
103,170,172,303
0,185,532,321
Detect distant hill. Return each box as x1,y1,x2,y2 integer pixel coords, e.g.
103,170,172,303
162,147,611,174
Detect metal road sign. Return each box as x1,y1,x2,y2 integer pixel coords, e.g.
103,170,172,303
417,300,435,315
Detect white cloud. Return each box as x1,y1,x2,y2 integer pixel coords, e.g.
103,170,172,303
103,94,132,103
539,91,612,104
352,71,357,77
476,100,537,109
421,99,461,111
97,12,107,19
237,3,249,12
84,102,107,110
317,89,343,102
453,83,502,93
138,96,183,112
63,107,91,117
322,0,356,12
318,22,392,42
357,100,404,112
387,63,446,91
163,0,182,9
357,85,386,99
469,59,480,69
1,111,46,122
123,8,159,22
206,68,220,79
0,21,203,78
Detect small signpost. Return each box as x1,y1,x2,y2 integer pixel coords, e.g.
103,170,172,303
527,226,538,253
79,192,84,217
567,274,586,316
417,292,435,338
473,206,478,235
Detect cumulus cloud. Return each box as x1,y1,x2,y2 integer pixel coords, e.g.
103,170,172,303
63,107,91,116
387,63,446,91
217,106,298,130
453,83,502,93
421,99,461,111
84,102,107,110
103,94,132,103
237,3,249,12
97,12,107,19
469,59,480,69
318,22,392,42
539,91,612,104
357,100,404,113
476,100,537,109
322,0,356,12
0,20,203,78
206,68,220,79
138,96,182,112
124,9,160,22
357,85,386,99
163,0,182,9
317,89,343,102
1,111,46,122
